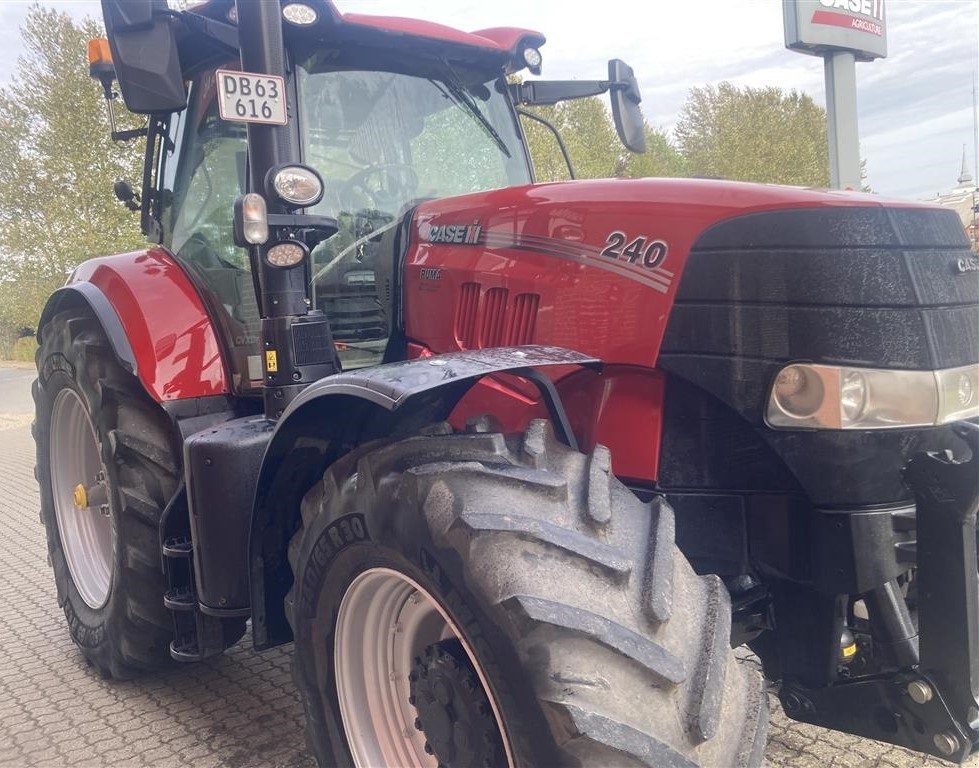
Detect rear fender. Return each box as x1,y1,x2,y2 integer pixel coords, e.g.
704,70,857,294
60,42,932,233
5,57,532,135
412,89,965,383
249,345,600,649
37,248,230,402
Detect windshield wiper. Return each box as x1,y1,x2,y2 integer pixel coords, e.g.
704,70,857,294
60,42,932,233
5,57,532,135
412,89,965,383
428,77,511,159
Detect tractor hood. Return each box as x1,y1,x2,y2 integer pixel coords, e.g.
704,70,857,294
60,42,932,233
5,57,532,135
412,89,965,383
404,178,959,369
403,178,977,506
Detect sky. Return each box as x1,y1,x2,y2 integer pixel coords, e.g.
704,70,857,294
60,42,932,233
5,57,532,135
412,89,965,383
0,0,976,200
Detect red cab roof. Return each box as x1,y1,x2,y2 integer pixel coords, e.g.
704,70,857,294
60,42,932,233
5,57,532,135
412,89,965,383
323,2,545,56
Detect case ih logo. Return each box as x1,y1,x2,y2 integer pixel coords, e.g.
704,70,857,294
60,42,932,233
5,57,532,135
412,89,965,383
957,256,979,274
813,0,885,37
423,222,483,245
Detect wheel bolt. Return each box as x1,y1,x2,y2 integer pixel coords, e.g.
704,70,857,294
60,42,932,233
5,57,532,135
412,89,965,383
907,680,933,704
934,732,960,757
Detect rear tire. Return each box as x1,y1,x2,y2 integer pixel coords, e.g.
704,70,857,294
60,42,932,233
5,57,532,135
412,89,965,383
34,310,177,678
287,419,768,767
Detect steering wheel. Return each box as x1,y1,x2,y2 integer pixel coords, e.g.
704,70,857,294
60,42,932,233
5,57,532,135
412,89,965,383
342,163,418,211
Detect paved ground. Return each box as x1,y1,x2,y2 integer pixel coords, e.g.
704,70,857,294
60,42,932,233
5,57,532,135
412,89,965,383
0,361,970,767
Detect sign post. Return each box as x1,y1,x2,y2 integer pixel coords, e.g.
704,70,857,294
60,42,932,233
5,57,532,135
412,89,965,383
784,0,888,190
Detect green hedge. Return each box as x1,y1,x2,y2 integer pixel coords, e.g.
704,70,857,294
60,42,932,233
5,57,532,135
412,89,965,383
1,336,38,363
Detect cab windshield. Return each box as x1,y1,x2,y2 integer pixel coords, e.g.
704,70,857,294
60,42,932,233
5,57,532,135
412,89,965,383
297,58,532,368
164,58,531,385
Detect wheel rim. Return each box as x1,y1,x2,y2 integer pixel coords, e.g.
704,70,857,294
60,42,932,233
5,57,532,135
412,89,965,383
50,388,113,609
335,567,514,768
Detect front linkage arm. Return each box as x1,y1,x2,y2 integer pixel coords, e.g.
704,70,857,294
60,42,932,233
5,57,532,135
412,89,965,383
910,420,979,760
780,421,979,763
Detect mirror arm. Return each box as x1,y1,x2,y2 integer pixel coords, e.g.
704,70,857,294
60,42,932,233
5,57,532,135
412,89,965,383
608,80,642,105
510,80,611,106
96,77,149,143
139,117,165,242
516,108,576,181
178,11,239,53
112,127,149,142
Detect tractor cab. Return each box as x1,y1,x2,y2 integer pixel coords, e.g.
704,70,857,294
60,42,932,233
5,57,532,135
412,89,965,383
161,49,534,385
93,0,642,395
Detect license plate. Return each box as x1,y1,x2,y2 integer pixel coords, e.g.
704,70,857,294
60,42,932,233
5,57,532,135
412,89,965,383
216,69,287,126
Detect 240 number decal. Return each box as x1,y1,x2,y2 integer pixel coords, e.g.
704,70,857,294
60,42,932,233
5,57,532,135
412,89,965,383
600,232,668,270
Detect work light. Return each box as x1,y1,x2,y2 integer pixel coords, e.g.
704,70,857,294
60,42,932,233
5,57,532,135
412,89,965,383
265,241,307,268
282,3,317,25
267,164,324,209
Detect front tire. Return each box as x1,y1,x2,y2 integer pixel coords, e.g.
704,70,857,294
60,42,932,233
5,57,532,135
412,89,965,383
34,310,177,679
287,420,768,767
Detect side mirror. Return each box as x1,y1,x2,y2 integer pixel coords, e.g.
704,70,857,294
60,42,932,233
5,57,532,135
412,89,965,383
101,0,186,114
608,59,645,154
113,179,141,211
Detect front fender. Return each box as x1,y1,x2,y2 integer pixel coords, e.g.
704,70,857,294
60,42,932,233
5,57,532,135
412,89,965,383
249,345,600,649
38,248,229,402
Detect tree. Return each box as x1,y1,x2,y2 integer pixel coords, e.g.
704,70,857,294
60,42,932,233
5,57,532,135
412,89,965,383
0,6,144,344
674,82,830,186
521,97,685,182
620,124,688,179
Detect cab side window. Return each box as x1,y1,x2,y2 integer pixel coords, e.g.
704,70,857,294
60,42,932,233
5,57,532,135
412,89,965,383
159,70,263,389
164,72,248,271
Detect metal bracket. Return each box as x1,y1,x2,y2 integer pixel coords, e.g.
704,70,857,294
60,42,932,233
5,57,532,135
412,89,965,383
907,421,979,750
780,423,979,761
512,366,578,451
781,672,971,762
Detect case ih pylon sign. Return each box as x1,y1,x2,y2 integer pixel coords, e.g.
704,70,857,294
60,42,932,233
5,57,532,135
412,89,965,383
784,0,887,61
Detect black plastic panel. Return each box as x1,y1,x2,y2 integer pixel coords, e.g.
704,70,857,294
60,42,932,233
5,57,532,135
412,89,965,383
185,416,274,611
659,205,979,507
668,493,748,576
692,206,968,249
663,303,941,368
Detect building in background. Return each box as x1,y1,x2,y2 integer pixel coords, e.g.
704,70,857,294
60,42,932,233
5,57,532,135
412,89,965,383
929,147,979,252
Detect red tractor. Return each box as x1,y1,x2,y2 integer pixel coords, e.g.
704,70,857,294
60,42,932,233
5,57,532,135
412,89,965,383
33,0,979,765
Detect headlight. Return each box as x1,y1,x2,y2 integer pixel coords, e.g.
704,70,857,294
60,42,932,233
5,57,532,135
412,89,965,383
266,164,324,208
766,363,979,430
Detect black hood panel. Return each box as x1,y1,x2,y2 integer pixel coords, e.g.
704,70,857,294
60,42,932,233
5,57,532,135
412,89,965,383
658,205,978,506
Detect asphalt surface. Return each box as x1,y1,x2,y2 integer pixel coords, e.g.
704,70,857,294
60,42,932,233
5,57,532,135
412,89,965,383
0,360,970,767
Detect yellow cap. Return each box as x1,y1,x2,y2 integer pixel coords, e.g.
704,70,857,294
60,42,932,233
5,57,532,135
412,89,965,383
842,642,857,659
73,484,87,509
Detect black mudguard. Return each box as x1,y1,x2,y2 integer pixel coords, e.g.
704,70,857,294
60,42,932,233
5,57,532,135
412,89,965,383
38,284,138,375
248,345,600,648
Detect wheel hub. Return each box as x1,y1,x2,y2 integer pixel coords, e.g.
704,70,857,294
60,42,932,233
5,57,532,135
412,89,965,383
410,639,504,768
333,567,513,768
